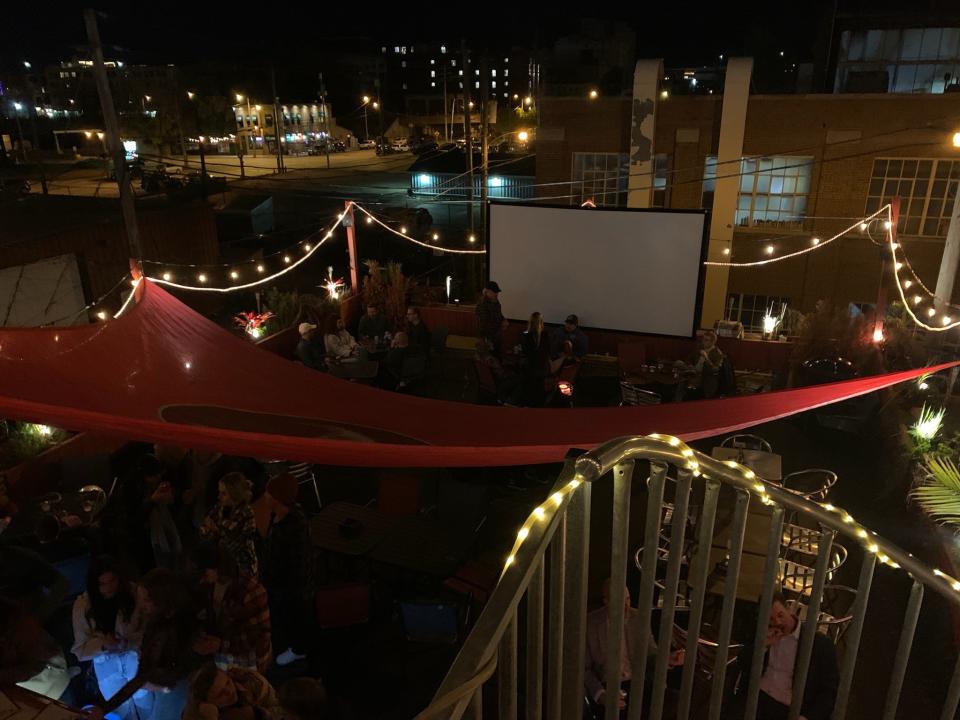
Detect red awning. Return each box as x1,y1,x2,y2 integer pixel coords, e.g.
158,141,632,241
0,281,950,467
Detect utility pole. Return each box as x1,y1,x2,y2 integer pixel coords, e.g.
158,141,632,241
271,66,284,174
84,8,142,268
461,39,474,235
172,88,188,168
480,56,490,237
198,136,207,199
319,72,331,169
442,65,448,141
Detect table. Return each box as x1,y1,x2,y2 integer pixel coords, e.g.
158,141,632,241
711,447,782,483
309,502,398,556
624,370,684,387
327,359,379,382
1,685,83,719
369,516,474,578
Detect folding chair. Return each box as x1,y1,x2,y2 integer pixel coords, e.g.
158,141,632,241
619,381,662,406
287,462,321,514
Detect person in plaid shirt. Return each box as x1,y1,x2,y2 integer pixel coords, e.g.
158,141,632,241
194,543,272,674
200,472,259,578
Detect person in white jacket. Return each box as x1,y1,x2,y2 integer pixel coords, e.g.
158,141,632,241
322,315,361,361
72,555,152,720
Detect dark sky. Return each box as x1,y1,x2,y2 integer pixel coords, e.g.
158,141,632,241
4,3,832,69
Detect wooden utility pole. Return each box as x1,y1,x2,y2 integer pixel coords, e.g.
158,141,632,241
319,72,331,169
461,40,474,234
271,66,285,174
344,200,359,293
84,8,142,268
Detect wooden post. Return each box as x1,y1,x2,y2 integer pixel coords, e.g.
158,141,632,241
345,200,359,293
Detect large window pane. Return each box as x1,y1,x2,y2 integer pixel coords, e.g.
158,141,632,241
737,156,812,226
921,28,942,59
902,29,923,60
865,30,884,60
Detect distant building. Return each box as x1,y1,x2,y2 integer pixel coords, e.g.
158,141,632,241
408,148,534,200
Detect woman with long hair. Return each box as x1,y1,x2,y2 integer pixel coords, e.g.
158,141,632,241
520,312,551,406
322,314,360,360
72,556,152,720
200,473,258,577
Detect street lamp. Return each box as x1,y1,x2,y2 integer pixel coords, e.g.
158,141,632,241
186,91,195,100
953,131,960,148
588,89,599,99
372,101,379,110
11,103,25,162
517,130,529,142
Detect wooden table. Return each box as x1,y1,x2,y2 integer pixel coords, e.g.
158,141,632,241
711,447,782,483
1,685,83,719
309,501,398,556
327,359,379,382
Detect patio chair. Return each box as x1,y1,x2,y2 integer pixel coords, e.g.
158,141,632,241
672,623,744,681
787,584,857,643
720,434,773,453
778,544,848,597
620,381,662,406
287,461,322,514
782,469,838,502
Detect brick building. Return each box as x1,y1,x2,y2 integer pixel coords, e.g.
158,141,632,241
535,61,960,331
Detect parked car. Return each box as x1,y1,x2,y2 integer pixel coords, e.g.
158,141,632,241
375,138,396,155
391,138,410,152
358,139,377,149
411,139,439,155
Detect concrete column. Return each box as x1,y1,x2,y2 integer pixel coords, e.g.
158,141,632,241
700,57,753,329
627,59,663,209
934,183,960,310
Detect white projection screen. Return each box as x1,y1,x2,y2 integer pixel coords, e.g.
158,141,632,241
488,203,708,337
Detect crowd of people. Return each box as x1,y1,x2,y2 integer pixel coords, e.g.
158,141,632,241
0,446,325,720
584,578,838,720
295,303,434,391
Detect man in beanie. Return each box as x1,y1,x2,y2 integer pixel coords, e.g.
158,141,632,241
476,280,507,357
259,473,312,667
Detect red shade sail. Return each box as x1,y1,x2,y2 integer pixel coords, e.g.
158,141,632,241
0,281,951,467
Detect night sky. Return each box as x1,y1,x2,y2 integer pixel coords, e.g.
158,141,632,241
5,4,830,73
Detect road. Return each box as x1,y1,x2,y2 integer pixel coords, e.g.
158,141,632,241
36,149,415,197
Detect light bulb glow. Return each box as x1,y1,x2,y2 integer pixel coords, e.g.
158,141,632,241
257,265,265,273
723,248,730,255
365,216,373,224
96,310,107,320
533,506,546,520
162,272,172,281
198,274,207,283
928,308,937,317
230,271,239,280
811,237,820,245
517,527,529,541
400,226,407,234
283,256,291,263
904,280,913,288
860,222,868,231
884,220,892,229
432,233,439,241
944,316,953,326
912,295,922,304
304,244,312,251
469,234,476,243
765,245,775,255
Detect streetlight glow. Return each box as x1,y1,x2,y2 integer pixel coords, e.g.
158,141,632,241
517,131,529,142
372,101,379,110
236,93,244,102
362,95,370,104
953,131,960,148
524,96,533,105
588,89,599,99
13,102,21,111
187,91,195,99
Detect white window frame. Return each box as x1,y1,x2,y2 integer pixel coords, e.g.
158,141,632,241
572,152,629,207
866,156,960,237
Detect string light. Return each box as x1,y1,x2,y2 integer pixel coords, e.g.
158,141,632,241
256,265,264,273
706,206,890,268
811,237,820,245
400,226,407,234
884,220,892,229
283,256,291,264
230,271,239,280
432,232,440,241
927,308,937,317
96,310,107,320
365,216,373,224
162,272,172,281
352,204,485,255
860,222,868,231
198,273,207,283
304,244,312,251
904,280,913,289
469,234,476,243
765,244,775,255
723,248,730,255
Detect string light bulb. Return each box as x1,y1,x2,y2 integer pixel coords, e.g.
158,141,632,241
283,255,291,264
723,248,730,255
904,280,913,288
884,220,892,229
304,243,312,251
198,273,207,283
895,262,903,271
765,245,775,255
811,237,820,245
365,216,373,224
944,316,953,326
96,310,107,320
400,226,407,234
432,232,440,241
256,265,265,273
230,271,239,280
860,222,868,231
913,295,922,305
469,234,476,243
162,272,172,281
928,308,937,317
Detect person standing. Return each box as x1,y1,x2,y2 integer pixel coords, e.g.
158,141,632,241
476,281,506,357
200,473,259,578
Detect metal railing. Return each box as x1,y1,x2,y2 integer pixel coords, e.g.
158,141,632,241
415,434,960,720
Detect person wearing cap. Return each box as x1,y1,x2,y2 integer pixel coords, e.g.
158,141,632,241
257,473,311,668
550,314,589,361
476,281,506,356
295,322,325,371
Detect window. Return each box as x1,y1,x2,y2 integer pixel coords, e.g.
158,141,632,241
441,45,447,53
451,59,456,66
702,155,717,209
475,81,480,89
430,70,435,77
725,294,790,333
835,27,960,93
491,69,496,77
652,154,669,207
431,82,436,88
401,46,407,54
394,46,400,53
430,59,435,65
458,70,463,76
865,157,960,236
401,61,407,68
505,57,509,63
573,152,629,207
492,81,497,88
505,80,509,86
736,156,813,226
381,47,387,53
504,69,509,77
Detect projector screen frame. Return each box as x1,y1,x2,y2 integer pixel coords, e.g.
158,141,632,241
485,200,711,339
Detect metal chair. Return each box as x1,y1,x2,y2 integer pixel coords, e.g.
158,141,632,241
778,544,848,597
782,469,838,502
619,381,662,406
720,434,773,453
672,623,744,681
287,462,322,514
788,585,857,643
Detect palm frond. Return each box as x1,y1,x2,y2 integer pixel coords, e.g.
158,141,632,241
911,456,960,526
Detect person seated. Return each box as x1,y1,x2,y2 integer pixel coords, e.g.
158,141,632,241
405,307,431,356
550,314,589,361
378,331,411,390
194,542,272,673
675,329,724,401
183,661,279,720
72,555,152,720
358,303,388,345
729,592,838,720
322,315,361,361
585,578,683,718
278,677,328,720
294,322,325,371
